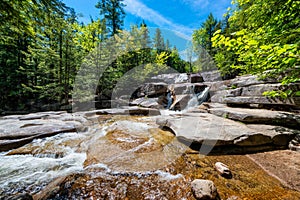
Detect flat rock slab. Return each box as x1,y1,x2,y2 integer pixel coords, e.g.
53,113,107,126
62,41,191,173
156,113,299,153
0,112,85,151
95,106,161,116
248,150,300,191
224,96,299,107
208,104,300,129
130,97,161,109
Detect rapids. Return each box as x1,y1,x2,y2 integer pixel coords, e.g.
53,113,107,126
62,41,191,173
1,87,299,199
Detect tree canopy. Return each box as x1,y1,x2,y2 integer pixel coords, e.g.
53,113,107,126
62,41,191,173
1,0,299,112
0,0,189,112
193,0,300,97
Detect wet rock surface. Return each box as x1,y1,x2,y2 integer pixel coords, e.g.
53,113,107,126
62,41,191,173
247,150,300,191
7,151,300,200
156,112,299,153
0,112,86,151
0,110,300,199
1,73,300,199
95,106,161,116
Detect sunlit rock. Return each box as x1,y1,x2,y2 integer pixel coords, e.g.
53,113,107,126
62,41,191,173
191,179,219,200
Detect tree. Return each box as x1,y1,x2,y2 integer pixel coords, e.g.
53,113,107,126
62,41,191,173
193,13,220,55
0,0,87,111
212,0,300,97
95,0,126,37
153,28,165,52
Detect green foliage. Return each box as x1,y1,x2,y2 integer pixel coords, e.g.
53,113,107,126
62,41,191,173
193,13,220,55
0,1,85,110
212,0,300,96
95,0,126,36
0,2,192,111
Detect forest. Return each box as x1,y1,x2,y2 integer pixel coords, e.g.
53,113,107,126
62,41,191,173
1,0,299,112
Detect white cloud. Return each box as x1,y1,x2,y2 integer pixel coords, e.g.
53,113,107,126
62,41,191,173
124,0,193,40
181,0,209,9
181,0,231,19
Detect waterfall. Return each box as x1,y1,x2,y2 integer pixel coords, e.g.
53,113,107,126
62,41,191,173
184,87,210,110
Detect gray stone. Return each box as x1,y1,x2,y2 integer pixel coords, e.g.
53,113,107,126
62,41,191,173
215,162,232,178
174,83,207,95
190,73,204,83
156,113,298,152
134,82,168,98
240,83,282,96
172,94,193,110
157,113,254,147
224,96,298,107
210,90,230,103
0,119,80,140
208,104,300,129
130,97,161,109
246,124,298,146
95,106,161,116
0,112,85,151
191,179,219,200
200,70,222,82
151,73,189,84
229,75,264,88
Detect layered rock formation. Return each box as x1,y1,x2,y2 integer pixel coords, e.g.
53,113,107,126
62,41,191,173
0,72,300,200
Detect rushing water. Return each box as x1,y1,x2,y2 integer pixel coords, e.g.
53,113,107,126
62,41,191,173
185,87,210,110
0,132,87,196
0,87,210,198
0,115,189,198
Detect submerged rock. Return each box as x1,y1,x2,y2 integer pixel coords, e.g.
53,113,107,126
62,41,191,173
289,134,300,152
191,179,219,200
6,193,33,200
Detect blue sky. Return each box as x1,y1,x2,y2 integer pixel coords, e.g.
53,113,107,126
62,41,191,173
63,0,232,53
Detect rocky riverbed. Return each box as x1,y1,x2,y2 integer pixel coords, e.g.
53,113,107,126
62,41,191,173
0,72,300,199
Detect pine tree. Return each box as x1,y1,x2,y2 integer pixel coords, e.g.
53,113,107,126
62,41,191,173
153,28,165,52
193,13,220,55
95,0,126,37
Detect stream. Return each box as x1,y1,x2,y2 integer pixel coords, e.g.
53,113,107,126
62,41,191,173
1,87,300,199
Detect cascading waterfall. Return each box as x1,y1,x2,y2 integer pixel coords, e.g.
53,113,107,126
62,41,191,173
184,86,210,110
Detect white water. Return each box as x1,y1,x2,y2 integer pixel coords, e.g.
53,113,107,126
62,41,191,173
185,86,210,110
0,132,87,195
160,86,210,116
0,86,210,197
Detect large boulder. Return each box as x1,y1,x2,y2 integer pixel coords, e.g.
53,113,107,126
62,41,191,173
132,82,168,98
156,113,299,153
200,70,222,82
224,96,299,108
130,97,161,109
206,74,300,110
173,83,207,95
189,73,204,83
